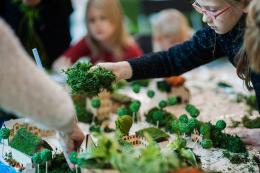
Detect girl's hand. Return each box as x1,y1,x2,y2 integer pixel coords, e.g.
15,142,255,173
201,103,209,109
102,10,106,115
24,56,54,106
52,56,72,73
58,122,85,169
95,61,133,80
22,0,41,6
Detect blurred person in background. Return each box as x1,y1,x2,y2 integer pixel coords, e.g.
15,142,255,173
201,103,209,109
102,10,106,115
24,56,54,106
0,18,84,168
52,0,143,72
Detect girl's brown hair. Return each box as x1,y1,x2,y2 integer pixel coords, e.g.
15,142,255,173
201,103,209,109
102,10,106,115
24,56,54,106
224,0,253,89
86,0,132,60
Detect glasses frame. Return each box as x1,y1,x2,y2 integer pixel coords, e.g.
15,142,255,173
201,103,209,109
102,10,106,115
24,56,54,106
192,2,231,20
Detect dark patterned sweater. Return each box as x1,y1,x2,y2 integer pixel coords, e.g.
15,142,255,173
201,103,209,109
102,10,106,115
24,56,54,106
128,15,260,111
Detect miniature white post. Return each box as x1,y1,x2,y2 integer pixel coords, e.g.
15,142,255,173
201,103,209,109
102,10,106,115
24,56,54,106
45,162,48,173
38,164,40,173
156,121,159,128
75,165,78,173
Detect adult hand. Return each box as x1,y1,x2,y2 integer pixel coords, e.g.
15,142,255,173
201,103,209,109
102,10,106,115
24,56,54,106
95,61,133,80
22,0,41,7
58,122,84,169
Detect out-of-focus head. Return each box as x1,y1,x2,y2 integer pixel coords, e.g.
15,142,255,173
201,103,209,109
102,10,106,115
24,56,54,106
193,0,249,34
151,9,193,50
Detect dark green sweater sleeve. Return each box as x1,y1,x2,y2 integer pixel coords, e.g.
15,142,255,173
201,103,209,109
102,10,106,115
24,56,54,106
128,27,225,80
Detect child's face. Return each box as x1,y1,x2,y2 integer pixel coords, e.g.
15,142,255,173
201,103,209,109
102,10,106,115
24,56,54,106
195,0,244,34
87,7,115,42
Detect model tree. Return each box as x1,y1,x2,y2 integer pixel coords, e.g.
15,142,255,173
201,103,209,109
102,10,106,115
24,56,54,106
129,101,141,122
40,149,52,173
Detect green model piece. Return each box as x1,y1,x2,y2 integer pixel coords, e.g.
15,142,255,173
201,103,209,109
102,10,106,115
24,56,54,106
188,118,200,130
179,122,190,134
32,152,42,164
132,84,141,93
215,120,226,130
91,98,101,108
40,149,52,162
201,139,213,149
152,111,163,121
115,115,133,136
117,106,128,117
147,90,155,98
129,101,140,113
179,114,189,123
171,120,180,134
9,128,41,156
185,104,200,118
159,100,168,109
136,127,170,142
0,128,10,139
65,62,116,97
200,123,211,139
168,137,187,150
167,96,178,106
69,152,78,164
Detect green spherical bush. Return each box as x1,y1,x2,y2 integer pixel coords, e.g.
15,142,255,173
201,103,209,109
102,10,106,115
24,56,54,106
69,152,78,164
167,96,178,105
216,120,226,130
179,114,189,123
32,152,42,164
201,139,213,149
179,123,190,134
130,101,140,113
117,107,128,116
91,98,101,108
132,84,141,93
171,120,180,133
159,100,168,109
188,118,199,130
152,110,163,121
200,123,211,136
40,149,52,162
147,90,155,98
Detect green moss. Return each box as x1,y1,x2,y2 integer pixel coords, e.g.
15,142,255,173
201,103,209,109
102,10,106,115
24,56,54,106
65,62,116,97
75,103,93,123
9,128,41,156
136,127,170,142
222,150,249,164
242,116,260,129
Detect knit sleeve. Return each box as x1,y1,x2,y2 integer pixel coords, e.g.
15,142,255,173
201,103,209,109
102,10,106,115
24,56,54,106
0,18,75,133
128,27,225,80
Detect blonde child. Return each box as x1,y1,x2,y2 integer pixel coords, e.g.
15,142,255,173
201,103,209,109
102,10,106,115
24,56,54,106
151,9,194,51
151,9,194,86
52,0,143,72
96,0,260,113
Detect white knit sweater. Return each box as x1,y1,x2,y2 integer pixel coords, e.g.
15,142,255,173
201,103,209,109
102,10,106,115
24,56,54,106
0,18,75,133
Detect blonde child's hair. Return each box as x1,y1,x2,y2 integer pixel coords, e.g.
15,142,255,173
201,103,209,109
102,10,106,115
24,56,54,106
244,0,260,72
151,9,193,46
86,0,132,60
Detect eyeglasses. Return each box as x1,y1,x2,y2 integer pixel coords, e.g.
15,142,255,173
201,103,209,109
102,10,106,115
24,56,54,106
192,2,231,20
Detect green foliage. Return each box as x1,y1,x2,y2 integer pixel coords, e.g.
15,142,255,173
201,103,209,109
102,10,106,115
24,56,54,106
242,116,260,129
167,96,178,106
10,128,40,156
156,80,171,93
136,127,170,142
159,100,168,109
91,98,101,108
200,123,211,139
117,106,128,117
188,118,200,130
236,93,258,111
0,128,10,139
32,152,42,164
171,120,180,134
222,150,249,164
132,84,141,93
69,152,78,164
129,101,141,113
179,114,189,123
215,120,226,130
201,139,213,149
179,148,198,167
75,104,93,123
89,124,101,133
168,137,187,151
40,149,52,162
65,62,116,97
145,107,176,132
179,123,190,134
147,90,155,98
115,115,133,136
185,104,200,118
